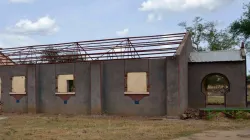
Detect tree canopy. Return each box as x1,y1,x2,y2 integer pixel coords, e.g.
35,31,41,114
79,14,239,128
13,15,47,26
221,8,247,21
179,2,250,84
179,17,238,51
230,3,250,52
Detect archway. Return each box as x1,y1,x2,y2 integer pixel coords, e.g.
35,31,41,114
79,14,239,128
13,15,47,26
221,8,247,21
201,73,230,108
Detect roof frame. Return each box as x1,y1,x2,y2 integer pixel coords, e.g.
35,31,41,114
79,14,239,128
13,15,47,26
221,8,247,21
0,32,187,65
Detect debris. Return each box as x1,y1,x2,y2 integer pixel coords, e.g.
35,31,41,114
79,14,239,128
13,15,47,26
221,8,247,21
180,114,188,120
180,108,200,120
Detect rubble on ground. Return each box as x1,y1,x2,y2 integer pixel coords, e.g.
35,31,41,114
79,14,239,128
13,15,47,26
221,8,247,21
180,108,200,120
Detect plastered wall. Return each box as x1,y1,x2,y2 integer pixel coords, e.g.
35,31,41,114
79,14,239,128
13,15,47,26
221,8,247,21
0,65,28,113
188,62,246,108
102,59,167,116
0,59,177,116
0,52,244,116
38,63,90,114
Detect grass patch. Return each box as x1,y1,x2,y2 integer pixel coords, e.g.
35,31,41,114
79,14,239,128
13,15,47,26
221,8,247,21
0,114,249,140
207,96,224,105
208,96,250,105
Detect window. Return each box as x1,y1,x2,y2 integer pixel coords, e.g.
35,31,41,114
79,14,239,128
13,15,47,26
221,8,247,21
10,76,26,95
67,80,74,92
56,74,75,95
125,72,149,95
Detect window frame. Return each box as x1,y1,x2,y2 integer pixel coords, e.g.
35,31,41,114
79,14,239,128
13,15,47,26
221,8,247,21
124,72,149,95
55,74,76,95
9,76,26,95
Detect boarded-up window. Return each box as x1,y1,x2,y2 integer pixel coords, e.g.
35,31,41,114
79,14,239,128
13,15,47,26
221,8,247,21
10,76,26,94
56,74,75,94
125,72,149,94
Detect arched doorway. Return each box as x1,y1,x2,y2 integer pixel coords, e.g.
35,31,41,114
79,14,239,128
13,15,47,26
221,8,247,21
201,73,230,108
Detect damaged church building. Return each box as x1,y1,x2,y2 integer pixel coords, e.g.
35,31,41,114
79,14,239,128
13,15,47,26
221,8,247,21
0,32,247,117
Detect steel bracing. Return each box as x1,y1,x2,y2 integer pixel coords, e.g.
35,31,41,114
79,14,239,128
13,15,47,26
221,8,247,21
0,32,186,65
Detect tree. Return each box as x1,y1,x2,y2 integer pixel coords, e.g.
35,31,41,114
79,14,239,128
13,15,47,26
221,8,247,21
178,17,207,51
179,17,238,51
247,74,250,81
230,2,250,52
206,28,238,51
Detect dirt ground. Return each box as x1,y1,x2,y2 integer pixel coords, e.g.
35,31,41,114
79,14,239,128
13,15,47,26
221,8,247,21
174,128,250,140
0,114,249,140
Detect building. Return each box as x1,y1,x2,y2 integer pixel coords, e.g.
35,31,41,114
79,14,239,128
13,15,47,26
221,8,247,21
0,32,246,116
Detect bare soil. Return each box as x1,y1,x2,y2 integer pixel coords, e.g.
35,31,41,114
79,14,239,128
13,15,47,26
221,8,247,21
174,128,250,140
0,114,249,140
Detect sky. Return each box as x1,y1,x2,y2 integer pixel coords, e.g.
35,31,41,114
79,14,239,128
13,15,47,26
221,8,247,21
0,0,249,70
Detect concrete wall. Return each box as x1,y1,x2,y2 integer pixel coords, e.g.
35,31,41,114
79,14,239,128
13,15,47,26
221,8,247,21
177,34,192,114
90,62,103,115
0,65,28,113
0,34,194,117
0,55,246,116
188,62,246,108
0,58,176,116
166,33,193,116
166,57,179,116
102,59,166,116
38,63,91,114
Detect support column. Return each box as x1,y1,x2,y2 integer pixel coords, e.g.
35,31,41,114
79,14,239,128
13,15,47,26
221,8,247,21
27,65,39,113
90,62,103,115
166,56,180,116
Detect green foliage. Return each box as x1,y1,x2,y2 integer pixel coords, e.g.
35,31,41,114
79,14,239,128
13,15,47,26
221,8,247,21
247,75,250,81
178,17,208,51
205,112,224,120
205,111,216,120
206,29,238,51
230,2,250,53
235,111,249,119
179,17,238,51
204,110,250,120
230,3,250,40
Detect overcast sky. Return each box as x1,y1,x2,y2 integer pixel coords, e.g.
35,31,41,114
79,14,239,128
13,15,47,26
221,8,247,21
0,0,249,71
